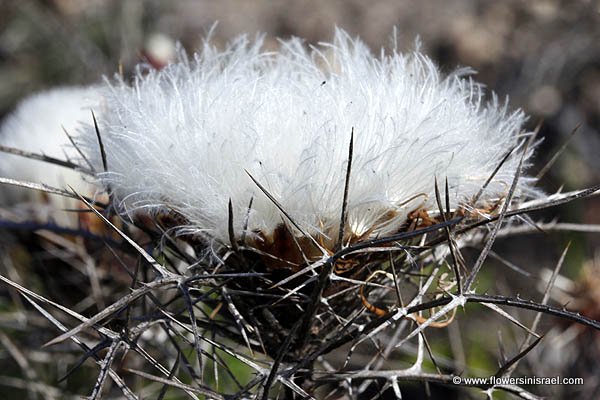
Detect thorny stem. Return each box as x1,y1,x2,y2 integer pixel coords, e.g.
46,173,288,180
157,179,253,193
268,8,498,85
2,130,600,399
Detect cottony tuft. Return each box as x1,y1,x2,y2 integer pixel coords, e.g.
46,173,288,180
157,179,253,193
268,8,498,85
79,29,538,252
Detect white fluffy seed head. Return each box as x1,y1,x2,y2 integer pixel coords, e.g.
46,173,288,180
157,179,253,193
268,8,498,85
79,30,538,248
0,87,101,226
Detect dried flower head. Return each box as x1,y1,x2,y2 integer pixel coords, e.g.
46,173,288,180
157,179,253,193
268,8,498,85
0,86,100,226
81,30,537,259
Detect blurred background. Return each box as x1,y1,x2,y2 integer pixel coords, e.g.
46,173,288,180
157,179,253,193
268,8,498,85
1,0,599,398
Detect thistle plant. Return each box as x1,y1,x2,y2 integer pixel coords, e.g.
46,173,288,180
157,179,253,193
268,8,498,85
1,30,599,399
